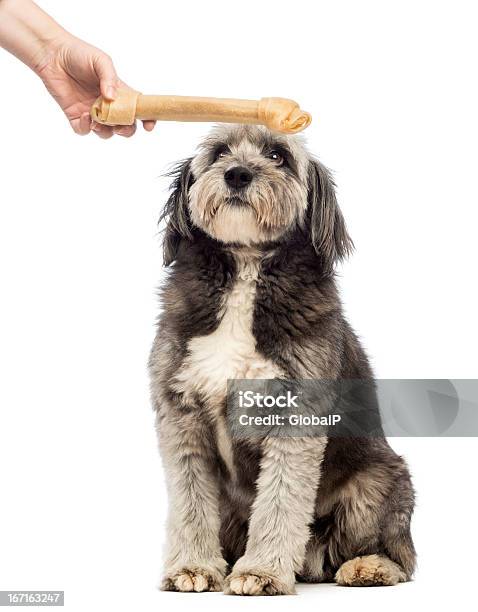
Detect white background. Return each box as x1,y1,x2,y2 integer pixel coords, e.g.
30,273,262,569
0,1,477,610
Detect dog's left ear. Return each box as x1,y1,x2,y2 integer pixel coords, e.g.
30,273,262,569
307,159,353,271
160,158,194,266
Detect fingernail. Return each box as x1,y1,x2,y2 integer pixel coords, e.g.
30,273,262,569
106,86,116,99
115,127,131,136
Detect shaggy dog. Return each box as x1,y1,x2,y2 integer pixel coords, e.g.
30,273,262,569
149,125,415,595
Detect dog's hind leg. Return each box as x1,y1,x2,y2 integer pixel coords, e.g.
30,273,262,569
297,533,335,583
335,554,406,586
379,485,416,580
332,504,415,587
334,521,415,587
331,453,416,586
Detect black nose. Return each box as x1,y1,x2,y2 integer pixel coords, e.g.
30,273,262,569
224,166,253,189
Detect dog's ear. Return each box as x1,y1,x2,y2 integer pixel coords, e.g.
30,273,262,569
160,158,194,266
307,159,353,271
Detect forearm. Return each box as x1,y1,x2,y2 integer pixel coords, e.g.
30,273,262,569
0,0,68,72
0,0,148,137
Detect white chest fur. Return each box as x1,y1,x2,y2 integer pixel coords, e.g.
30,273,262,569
173,254,281,406
172,254,281,476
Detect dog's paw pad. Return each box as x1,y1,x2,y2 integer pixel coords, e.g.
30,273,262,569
225,572,294,596
161,567,224,592
335,554,407,587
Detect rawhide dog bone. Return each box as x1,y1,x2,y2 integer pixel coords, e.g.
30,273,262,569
91,89,311,134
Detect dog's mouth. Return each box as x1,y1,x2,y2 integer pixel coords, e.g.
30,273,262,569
225,195,248,207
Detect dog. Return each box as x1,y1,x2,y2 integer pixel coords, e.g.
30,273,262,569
149,124,415,595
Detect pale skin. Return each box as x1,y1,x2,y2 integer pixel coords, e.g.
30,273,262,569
0,0,155,138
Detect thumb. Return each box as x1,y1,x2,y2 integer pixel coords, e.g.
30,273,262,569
93,53,119,100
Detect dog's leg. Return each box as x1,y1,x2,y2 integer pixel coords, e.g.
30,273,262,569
157,409,227,592
335,554,407,586
315,452,415,587
225,437,326,596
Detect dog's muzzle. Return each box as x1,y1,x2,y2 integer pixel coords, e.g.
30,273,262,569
224,166,253,190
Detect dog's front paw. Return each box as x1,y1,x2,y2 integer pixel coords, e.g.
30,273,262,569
161,562,226,592
225,568,295,596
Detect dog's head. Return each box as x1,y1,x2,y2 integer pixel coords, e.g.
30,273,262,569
162,125,352,271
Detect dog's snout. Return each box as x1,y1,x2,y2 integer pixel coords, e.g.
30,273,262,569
224,166,253,190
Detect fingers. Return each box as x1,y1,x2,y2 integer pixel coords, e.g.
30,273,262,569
72,114,145,138
90,121,138,139
78,112,92,135
113,123,137,138
70,116,138,138
93,53,119,100
91,122,114,139
70,112,93,136
142,120,156,132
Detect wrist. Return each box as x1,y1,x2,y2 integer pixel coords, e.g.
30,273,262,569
30,30,73,76
0,0,71,73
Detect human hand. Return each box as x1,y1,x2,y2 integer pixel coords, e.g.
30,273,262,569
35,34,156,138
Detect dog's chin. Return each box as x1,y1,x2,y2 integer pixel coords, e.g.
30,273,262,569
197,204,285,246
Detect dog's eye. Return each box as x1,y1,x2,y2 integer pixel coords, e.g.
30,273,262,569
213,145,230,162
266,150,284,166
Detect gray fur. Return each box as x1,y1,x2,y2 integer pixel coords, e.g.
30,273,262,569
149,125,415,595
